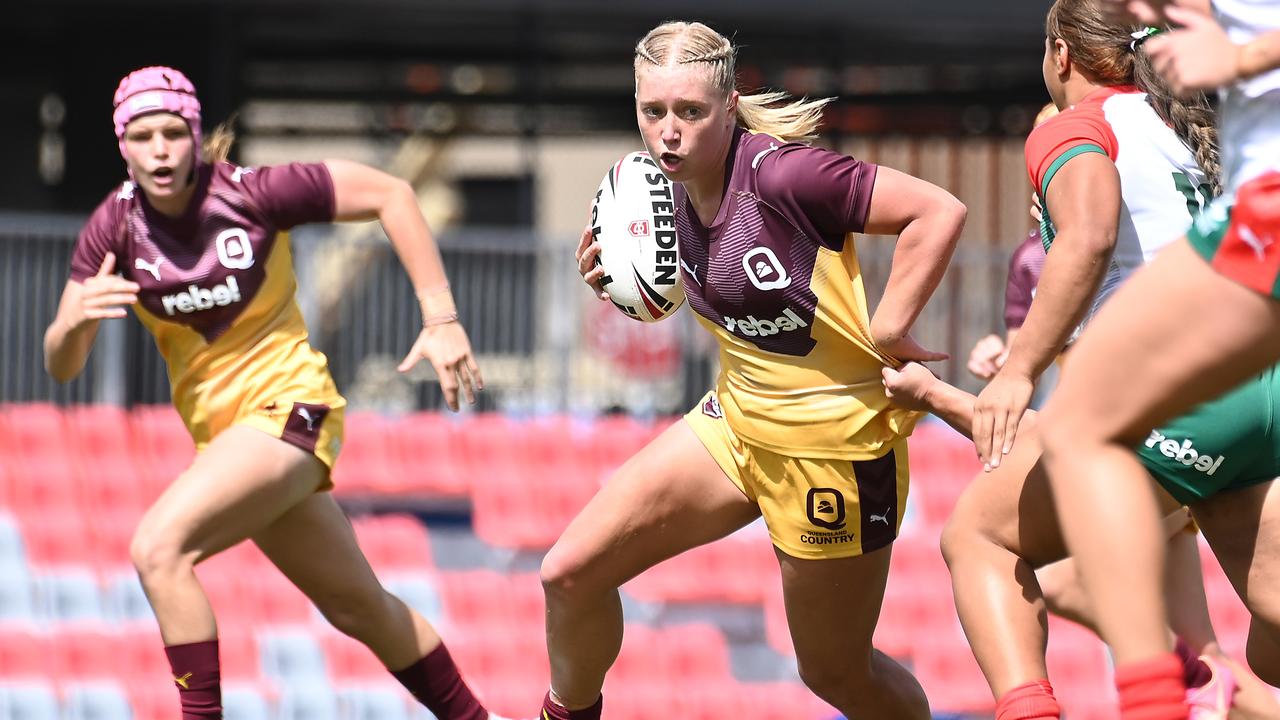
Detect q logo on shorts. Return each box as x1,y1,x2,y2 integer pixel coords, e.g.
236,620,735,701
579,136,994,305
806,488,846,531
742,247,791,291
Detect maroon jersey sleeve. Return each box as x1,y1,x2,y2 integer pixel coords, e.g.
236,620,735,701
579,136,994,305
1004,229,1047,331
756,143,878,244
238,162,335,229
69,192,127,282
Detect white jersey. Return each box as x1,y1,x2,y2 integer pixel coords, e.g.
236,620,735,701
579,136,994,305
1026,87,1210,331
1214,0,1280,195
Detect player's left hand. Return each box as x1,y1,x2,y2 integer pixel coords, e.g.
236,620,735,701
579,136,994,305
881,363,939,412
398,321,484,412
972,368,1035,470
1145,5,1241,95
876,333,950,364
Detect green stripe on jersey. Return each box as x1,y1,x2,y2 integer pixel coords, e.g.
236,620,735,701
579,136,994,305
1041,143,1108,199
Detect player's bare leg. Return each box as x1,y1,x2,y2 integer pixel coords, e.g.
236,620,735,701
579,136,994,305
538,420,760,713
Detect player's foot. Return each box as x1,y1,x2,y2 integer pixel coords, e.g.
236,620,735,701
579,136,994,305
1186,654,1237,720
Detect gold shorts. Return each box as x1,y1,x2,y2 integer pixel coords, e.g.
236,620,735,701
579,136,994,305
193,395,346,484
685,392,909,560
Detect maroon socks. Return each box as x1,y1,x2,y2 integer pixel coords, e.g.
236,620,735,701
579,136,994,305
539,691,603,720
1172,637,1212,689
164,640,222,719
391,643,488,720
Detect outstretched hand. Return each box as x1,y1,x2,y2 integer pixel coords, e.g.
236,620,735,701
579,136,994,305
398,321,484,412
77,252,139,323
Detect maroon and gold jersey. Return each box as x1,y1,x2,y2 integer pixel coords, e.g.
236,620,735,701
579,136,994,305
70,161,344,464
677,128,920,460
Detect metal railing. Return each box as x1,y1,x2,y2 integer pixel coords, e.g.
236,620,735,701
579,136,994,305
0,214,1013,411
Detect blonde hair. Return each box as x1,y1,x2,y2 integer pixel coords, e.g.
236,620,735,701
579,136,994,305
634,21,832,144
1034,102,1059,127
202,115,236,164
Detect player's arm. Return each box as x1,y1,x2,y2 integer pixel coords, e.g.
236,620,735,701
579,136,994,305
323,158,483,411
862,166,968,362
882,362,1038,440
973,153,1119,468
44,252,138,383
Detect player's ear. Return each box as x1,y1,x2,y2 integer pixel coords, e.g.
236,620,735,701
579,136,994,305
726,90,740,126
1053,38,1071,77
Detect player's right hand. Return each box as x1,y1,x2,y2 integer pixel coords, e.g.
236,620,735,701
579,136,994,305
77,252,139,324
882,363,939,412
967,334,1008,381
575,226,611,301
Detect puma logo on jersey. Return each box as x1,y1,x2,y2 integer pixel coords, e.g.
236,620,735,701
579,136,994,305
751,142,780,169
135,256,165,281
1144,429,1225,475
231,166,255,183
723,307,808,337
117,182,135,201
160,275,242,316
1238,223,1274,261
869,507,892,525
681,259,702,286
297,407,318,432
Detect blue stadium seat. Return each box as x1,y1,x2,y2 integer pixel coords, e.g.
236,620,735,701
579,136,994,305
34,568,103,622
338,685,412,720
259,629,328,683
0,513,25,567
275,682,339,720
0,681,60,720
0,564,33,622
62,681,134,720
223,683,272,720
382,573,444,626
102,569,153,622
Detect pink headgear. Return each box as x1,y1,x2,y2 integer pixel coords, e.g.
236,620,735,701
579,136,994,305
112,66,202,162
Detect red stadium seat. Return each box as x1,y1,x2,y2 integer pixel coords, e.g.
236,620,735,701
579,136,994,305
387,412,470,496
21,507,95,567
331,412,395,495
129,405,195,497
438,570,542,631
66,404,134,458
319,628,387,680
7,453,82,515
470,455,599,551
351,513,435,572
216,627,260,681
0,629,54,677
88,508,143,569
1,403,68,462
911,621,995,715
51,627,127,678
1046,618,1112,710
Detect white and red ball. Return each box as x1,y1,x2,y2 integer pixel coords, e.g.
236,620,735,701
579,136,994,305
589,151,685,322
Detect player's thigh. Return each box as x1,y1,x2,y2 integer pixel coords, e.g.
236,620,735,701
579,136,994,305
133,425,327,565
1193,480,1280,631
1042,241,1280,446
251,491,385,609
541,418,760,592
777,544,892,672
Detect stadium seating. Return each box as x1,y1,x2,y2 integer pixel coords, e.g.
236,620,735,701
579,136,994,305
1,404,1267,719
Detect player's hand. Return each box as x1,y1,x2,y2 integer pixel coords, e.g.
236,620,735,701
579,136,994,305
77,252,139,325
881,363,939,412
1146,6,1241,96
876,333,950,364
1030,193,1044,225
398,321,484,412
575,226,611,301
972,368,1035,470
967,334,1008,381
1101,0,1169,24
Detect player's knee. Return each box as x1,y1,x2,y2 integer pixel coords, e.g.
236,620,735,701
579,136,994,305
796,657,875,714
939,510,981,570
129,524,191,581
539,544,595,601
317,586,394,639
1245,618,1280,685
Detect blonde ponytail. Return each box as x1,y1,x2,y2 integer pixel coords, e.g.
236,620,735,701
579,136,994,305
735,91,832,144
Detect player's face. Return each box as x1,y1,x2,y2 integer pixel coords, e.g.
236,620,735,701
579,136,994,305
123,113,196,204
635,64,737,183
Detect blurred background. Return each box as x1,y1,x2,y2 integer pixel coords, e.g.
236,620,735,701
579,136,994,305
0,2,1252,719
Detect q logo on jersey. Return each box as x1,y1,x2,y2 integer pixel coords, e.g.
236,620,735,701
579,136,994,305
806,488,846,531
216,228,255,270
742,247,791,291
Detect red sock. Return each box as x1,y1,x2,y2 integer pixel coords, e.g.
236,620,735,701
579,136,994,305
391,643,487,720
540,691,602,720
1172,637,1212,689
1115,653,1189,720
995,679,1062,720
163,640,222,720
